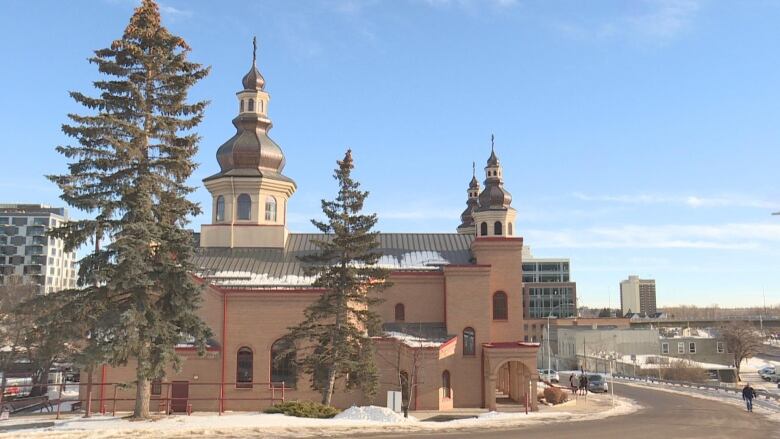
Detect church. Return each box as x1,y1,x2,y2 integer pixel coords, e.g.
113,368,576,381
88,45,540,414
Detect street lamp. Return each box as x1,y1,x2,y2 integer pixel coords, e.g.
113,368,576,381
545,301,576,375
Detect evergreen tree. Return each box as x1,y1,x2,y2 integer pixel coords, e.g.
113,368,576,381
47,0,211,418
285,150,390,406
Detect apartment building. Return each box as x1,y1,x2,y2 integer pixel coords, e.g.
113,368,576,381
620,275,657,317
0,204,77,294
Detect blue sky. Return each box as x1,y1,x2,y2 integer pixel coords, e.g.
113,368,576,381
1,0,779,308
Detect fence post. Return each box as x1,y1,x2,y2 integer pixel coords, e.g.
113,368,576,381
166,383,172,416
55,382,64,420
112,385,118,417
282,382,285,403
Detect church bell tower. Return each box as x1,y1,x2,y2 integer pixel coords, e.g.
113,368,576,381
200,38,297,248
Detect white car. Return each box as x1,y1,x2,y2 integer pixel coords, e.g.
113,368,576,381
538,369,560,383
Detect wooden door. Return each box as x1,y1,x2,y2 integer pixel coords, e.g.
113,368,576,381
170,381,189,413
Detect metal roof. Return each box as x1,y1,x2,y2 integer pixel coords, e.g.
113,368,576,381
192,233,474,288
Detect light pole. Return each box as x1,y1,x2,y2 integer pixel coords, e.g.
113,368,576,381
545,301,575,374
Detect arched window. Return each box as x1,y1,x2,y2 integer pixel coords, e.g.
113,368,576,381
248,99,255,112
493,291,508,320
237,193,251,220
494,221,503,235
265,196,277,222
480,222,488,236
216,195,225,222
463,327,475,356
271,339,297,387
441,370,451,399
508,222,513,236
236,347,253,388
240,100,244,112
395,303,405,322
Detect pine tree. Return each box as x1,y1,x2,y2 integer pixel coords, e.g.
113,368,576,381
47,0,211,419
285,149,390,406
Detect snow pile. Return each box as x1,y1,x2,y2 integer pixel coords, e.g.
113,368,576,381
334,405,416,423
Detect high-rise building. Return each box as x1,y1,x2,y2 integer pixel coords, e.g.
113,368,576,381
521,247,577,319
620,275,657,317
0,204,77,294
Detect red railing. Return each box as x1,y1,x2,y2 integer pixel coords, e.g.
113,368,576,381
0,381,289,419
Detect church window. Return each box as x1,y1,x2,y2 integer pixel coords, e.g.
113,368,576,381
236,347,253,388
271,339,297,387
441,370,451,399
265,196,277,221
395,303,405,322
493,291,508,320
237,194,251,220
494,221,502,235
240,99,244,112
248,99,255,112
508,222,513,236
216,196,225,222
463,327,475,356
480,222,488,236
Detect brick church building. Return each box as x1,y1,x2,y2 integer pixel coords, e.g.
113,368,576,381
88,47,540,413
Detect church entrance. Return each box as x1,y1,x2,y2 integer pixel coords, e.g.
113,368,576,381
482,342,539,412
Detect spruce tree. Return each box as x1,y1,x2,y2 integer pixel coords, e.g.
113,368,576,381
48,0,211,418
285,149,390,406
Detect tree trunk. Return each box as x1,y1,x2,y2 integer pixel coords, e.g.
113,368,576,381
84,367,93,418
322,366,337,406
133,367,151,419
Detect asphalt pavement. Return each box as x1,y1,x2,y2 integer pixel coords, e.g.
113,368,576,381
361,383,778,439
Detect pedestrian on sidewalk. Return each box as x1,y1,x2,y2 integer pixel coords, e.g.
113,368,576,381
742,383,756,412
569,373,578,395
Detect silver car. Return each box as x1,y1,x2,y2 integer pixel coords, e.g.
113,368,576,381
587,374,609,393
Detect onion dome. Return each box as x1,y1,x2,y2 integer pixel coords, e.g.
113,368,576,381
205,37,292,184
476,143,512,211
459,163,481,229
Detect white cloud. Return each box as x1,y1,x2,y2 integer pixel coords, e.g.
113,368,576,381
524,222,780,250
551,0,701,43
572,192,778,210
628,0,700,39
159,4,192,18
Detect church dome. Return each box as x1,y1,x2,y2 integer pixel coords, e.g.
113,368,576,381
242,64,265,91
216,116,285,173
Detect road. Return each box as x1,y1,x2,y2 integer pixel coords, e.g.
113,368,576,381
362,384,778,439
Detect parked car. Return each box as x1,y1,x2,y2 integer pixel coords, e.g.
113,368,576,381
538,369,560,383
587,374,609,393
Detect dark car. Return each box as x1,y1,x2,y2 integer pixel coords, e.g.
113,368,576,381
587,374,609,393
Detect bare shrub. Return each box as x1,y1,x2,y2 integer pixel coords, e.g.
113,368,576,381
543,387,569,404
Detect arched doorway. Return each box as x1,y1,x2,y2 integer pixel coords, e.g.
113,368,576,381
482,342,539,412
494,360,534,411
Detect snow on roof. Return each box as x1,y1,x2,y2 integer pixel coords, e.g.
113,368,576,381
380,331,450,348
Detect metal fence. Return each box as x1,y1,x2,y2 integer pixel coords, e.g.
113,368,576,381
0,381,290,419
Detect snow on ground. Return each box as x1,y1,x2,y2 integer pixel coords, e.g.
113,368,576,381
616,378,780,424
0,396,640,439
334,405,417,422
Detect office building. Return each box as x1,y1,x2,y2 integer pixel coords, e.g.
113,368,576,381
522,247,577,319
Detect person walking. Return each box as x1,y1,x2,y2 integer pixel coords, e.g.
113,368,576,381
579,373,588,396
742,383,757,412
569,373,578,395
